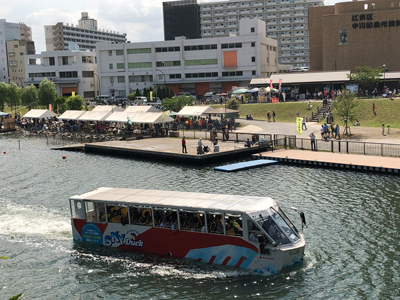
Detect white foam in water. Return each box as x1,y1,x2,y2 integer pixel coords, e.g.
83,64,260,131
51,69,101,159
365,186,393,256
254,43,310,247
0,199,71,240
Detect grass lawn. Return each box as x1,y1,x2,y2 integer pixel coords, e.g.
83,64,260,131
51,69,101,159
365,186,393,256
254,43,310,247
212,102,320,123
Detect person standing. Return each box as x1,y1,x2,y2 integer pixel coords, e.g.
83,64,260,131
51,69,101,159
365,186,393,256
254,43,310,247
309,132,316,150
182,136,187,153
387,125,390,135
282,91,286,103
320,125,324,140
372,103,375,113
374,88,378,98
382,124,385,136
335,124,340,140
302,117,307,130
272,111,276,122
267,111,271,122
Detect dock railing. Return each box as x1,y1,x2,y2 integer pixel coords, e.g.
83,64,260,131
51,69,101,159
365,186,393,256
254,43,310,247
275,135,400,157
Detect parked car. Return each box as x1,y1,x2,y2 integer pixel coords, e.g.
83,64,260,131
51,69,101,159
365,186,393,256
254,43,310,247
290,67,309,72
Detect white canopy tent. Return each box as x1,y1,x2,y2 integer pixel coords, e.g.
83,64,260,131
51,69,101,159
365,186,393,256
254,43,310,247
177,106,213,116
125,106,160,113
23,109,57,119
92,105,124,113
78,111,113,122
131,112,174,124
58,110,86,120
105,111,137,123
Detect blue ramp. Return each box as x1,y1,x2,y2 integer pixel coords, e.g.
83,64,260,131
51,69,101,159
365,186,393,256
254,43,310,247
214,159,278,172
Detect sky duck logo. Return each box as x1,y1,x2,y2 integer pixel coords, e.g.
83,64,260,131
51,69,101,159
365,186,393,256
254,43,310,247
104,230,144,247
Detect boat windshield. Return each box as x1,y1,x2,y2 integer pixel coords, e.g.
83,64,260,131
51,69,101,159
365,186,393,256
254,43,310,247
270,207,300,243
251,211,291,245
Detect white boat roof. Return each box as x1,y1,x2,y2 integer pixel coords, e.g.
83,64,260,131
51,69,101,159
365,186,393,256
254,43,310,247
70,187,277,214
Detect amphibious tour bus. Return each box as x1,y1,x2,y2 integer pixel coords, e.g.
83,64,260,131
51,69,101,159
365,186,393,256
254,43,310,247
70,188,307,275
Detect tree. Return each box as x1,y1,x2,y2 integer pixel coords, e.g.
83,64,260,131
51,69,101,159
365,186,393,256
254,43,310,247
53,96,68,114
7,83,21,114
127,92,136,101
0,82,8,112
226,98,240,110
333,89,359,135
347,66,384,96
21,84,38,109
167,87,175,98
66,95,84,110
135,88,141,96
38,78,57,107
143,88,148,97
161,95,195,112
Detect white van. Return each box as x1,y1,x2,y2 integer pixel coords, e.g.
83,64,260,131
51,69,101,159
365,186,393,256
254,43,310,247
134,96,147,104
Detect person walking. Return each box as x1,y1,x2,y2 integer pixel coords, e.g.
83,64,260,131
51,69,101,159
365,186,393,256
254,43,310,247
267,111,271,122
320,125,324,140
272,111,276,122
335,124,340,140
302,117,307,130
182,136,188,153
382,124,385,136
387,125,390,135
309,132,316,150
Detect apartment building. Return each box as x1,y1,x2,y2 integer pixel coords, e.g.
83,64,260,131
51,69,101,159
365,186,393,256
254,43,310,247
7,40,35,88
45,12,127,51
25,50,97,99
20,23,32,41
163,0,324,68
96,19,278,97
0,20,21,83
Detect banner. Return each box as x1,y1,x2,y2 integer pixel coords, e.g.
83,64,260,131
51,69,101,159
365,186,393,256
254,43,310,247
162,113,165,128
49,104,52,112
270,80,273,90
279,79,282,90
150,91,153,102
296,117,302,135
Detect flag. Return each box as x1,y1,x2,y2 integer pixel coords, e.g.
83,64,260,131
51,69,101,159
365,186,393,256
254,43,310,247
150,91,153,102
279,79,282,90
72,91,75,97
162,113,165,128
49,104,52,112
270,80,273,90
296,117,302,135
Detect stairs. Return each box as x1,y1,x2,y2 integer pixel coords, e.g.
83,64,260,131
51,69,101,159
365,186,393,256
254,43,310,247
311,102,332,122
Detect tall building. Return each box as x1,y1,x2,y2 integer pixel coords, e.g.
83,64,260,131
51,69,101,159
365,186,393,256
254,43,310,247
97,19,278,97
309,0,400,72
25,50,97,99
44,12,127,51
163,0,201,40
20,23,32,41
0,19,21,83
7,40,35,88
163,0,324,68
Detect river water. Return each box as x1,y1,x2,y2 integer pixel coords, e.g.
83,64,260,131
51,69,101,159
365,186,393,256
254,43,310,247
0,133,399,299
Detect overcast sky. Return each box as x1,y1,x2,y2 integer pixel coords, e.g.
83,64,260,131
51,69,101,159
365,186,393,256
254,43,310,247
3,0,345,53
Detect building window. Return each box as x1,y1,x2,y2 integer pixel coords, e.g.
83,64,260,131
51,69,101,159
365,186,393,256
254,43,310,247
128,62,152,68
19,52,23,55
82,71,94,78
116,50,123,56
14,45,18,48
222,71,243,77
84,91,95,98
156,61,181,67
108,50,112,56
128,75,153,82
117,63,124,69
59,71,78,78
82,56,93,63
185,59,217,66
252,70,256,75
251,42,255,47
49,57,55,66
252,57,255,62
117,76,125,83
109,63,113,69
127,48,151,54
110,77,114,83
251,27,255,32
185,72,217,78
62,56,69,65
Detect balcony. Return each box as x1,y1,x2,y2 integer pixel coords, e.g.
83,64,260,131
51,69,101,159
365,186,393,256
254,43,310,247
254,2,264,6
227,16,238,21
200,6,212,11
214,12,224,16
201,12,212,17
202,19,212,23
240,3,251,7
227,11,238,15
202,32,214,36
215,31,226,35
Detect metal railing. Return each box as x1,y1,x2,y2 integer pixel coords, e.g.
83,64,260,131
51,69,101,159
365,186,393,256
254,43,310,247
275,135,400,157
305,102,324,122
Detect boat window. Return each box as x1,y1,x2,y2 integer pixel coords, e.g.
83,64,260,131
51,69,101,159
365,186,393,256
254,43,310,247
206,212,224,234
85,202,106,222
261,216,290,245
271,208,300,243
248,220,263,242
129,206,152,226
225,214,243,236
71,200,86,219
179,210,206,232
154,208,177,228
106,205,128,225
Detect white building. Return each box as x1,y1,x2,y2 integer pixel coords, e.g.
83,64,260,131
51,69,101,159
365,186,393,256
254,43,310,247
96,19,278,97
0,19,22,83
45,12,127,51
25,50,97,99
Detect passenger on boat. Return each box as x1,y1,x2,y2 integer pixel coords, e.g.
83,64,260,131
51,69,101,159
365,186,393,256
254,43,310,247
216,222,224,234
171,219,179,233
121,213,128,225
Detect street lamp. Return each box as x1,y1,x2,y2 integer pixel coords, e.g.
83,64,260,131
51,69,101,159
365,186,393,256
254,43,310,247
383,64,386,90
93,72,101,98
155,68,166,88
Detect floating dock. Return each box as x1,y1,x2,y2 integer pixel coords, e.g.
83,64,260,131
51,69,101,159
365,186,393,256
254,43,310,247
254,149,400,174
214,159,278,172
